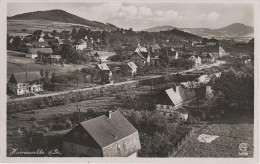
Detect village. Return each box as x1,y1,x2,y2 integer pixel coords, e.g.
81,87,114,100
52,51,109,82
6,11,254,158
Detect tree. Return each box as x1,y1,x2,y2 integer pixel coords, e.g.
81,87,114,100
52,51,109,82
60,44,79,63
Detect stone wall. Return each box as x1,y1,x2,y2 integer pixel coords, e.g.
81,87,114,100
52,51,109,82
7,82,137,113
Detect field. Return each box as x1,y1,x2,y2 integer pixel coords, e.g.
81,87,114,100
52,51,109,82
176,109,254,157
7,50,86,79
8,20,89,34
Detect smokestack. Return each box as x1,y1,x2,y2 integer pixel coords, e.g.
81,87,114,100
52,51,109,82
108,111,112,119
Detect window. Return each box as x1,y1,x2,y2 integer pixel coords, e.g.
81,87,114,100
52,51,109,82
74,132,80,137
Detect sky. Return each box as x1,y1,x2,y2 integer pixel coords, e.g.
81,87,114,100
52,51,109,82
7,2,254,31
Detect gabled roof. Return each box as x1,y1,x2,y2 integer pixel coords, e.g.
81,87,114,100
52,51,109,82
165,86,187,106
28,48,53,54
127,62,138,69
132,51,149,60
44,33,54,38
94,52,99,57
97,63,110,71
80,111,139,148
74,39,86,45
205,53,214,59
135,46,147,52
9,72,42,83
208,38,219,43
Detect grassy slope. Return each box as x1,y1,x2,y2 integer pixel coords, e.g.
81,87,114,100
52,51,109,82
178,110,254,157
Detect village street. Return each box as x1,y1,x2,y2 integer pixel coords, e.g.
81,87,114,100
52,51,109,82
8,60,223,103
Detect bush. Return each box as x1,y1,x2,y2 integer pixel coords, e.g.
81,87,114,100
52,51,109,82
29,117,37,121
64,120,72,128
52,122,67,131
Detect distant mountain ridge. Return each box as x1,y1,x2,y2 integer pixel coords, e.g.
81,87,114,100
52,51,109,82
143,23,254,38
8,9,118,31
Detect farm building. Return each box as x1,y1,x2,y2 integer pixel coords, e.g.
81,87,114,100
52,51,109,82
96,63,112,83
7,71,43,95
26,48,53,58
62,110,141,157
202,53,215,63
32,40,49,48
188,55,201,68
74,39,87,50
155,86,189,121
131,51,150,66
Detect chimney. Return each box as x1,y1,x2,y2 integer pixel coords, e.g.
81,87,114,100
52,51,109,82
175,86,180,92
108,111,112,119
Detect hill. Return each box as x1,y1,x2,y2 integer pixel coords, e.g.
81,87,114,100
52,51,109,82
182,23,253,38
143,26,176,32
8,9,118,31
144,23,254,38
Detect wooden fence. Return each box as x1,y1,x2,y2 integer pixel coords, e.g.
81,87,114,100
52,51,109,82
168,127,194,157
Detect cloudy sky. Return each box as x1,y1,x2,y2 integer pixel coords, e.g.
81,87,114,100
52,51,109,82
7,2,254,30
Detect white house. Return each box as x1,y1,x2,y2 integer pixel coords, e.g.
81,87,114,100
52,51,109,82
155,86,189,121
8,72,43,95
75,39,87,50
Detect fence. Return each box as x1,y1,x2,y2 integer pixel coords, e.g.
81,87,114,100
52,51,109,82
168,127,194,157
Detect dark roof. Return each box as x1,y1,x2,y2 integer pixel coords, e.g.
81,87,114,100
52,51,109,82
133,51,149,60
9,72,42,83
208,38,219,43
94,52,99,57
80,111,139,148
204,53,214,58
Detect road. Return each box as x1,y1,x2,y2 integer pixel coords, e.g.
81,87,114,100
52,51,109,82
7,60,224,102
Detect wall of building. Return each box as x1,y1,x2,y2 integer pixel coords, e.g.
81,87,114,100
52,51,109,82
102,132,141,157
63,141,102,157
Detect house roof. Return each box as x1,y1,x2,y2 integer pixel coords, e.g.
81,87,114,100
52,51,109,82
44,33,54,38
135,46,147,52
97,63,110,71
205,53,214,59
74,39,86,45
9,72,42,83
32,41,49,47
133,51,149,60
80,111,139,148
127,62,138,69
165,86,187,106
208,38,219,43
28,48,53,54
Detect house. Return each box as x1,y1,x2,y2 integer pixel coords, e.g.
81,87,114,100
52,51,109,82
206,38,219,46
168,48,179,61
131,51,150,66
188,55,201,68
155,86,189,121
74,39,87,50
62,110,141,157
202,53,215,63
43,33,54,40
126,62,138,76
135,45,147,53
151,44,161,53
7,72,43,95
93,52,100,62
32,40,49,48
50,55,62,59
96,63,112,83
26,48,53,59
